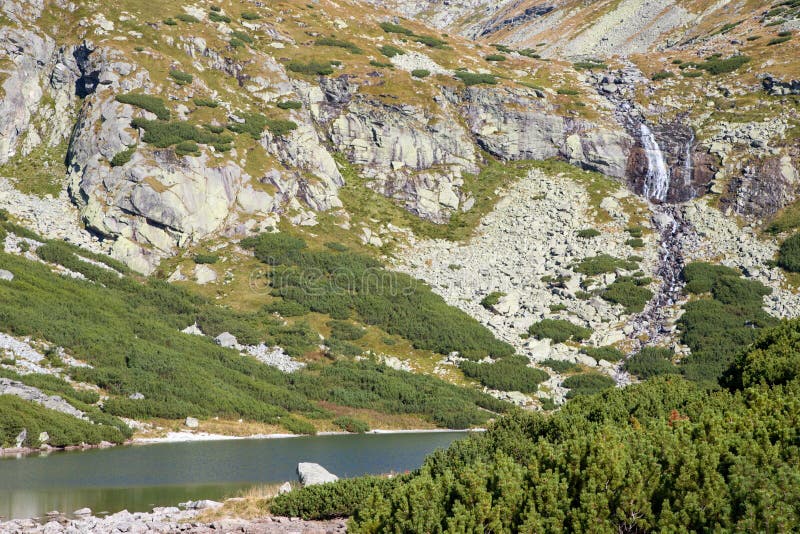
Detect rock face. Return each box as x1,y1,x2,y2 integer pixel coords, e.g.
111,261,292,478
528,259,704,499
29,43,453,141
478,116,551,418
297,462,339,486
722,156,800,219
0,378,86,420
455,86,632,179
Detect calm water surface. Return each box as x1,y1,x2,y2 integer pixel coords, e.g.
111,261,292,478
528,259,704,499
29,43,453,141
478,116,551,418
0,431,469,520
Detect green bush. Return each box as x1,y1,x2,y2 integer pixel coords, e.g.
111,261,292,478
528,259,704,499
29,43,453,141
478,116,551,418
624,347,678,379
130,118,233,152
163,18,177,26
265,119,298,137
626,225,644,238
626,238,644,248
573,60,607,70
485,54,506,62
562,372,615,398
678,262,777,385
768,35,792,45
480,291,505,310
541,358,578,373
263,299,310,317
110,146,136,167
576,228,600,239
194,98,218,108
315,37,362,54
778,233,800,272
169,70,193,85
652,71,675,81
557,88,580,95
333,416,370,433
209,11,231,23
192,254,218,265
455,72,497,86
682,262,741,294
581,345,624,362
241,11,260,20
226,113,269,139
115,93,170,120
414,35,448,48
574,254,638,276
231,30,253,44
460,356,549,393
175,140,200,156
411,69,430,78
287,60,334,76
528,319,592,344
328,320,366,341
369,60,392,68
271,476,397,519
378,22,414,36
230,38,245,49
379,44,404,57
175,13,199,23
277,100,302,110
601,280,653,313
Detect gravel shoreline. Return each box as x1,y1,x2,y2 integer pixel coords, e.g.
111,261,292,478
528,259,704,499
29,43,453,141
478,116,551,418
0,506,348,534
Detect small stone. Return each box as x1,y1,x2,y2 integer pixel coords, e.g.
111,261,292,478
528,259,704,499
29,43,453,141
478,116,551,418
0,269,13,281
184,417,199,429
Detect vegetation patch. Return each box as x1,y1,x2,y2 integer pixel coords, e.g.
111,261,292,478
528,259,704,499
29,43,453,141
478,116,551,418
479,291,505,310
528,319,592,344
576,228,600,239
411,69,430,78
778,233,800,272
562,372,615,398
459,356,549,393
115,93,170,120
677,262,776,385
277,100,302,110
287,60,334,76
623,347,678,379
574,254,638,276
169,70,193,85
378,44,404,58
455,72,497,86
315,37,362,54
242,233,514,360
601,279,653,313
110,146,136,167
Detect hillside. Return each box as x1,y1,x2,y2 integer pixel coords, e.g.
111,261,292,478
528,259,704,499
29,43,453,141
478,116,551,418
0,0,798,456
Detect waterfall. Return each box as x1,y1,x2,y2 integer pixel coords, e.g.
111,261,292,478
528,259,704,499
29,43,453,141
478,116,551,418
639,123,670,202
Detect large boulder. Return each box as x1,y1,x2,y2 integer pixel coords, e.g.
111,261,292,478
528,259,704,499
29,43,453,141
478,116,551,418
297,462,339,486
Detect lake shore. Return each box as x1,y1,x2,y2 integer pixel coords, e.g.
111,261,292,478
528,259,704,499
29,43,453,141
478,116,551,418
0,505,348,534
0,427,483,458
133,427,482,445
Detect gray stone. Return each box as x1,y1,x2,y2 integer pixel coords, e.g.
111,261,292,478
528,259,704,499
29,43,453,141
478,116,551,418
15,428,27,448
0,269,13,281
297,462,339,486
278,482,293,495
184,417,199,429
214,332,239,349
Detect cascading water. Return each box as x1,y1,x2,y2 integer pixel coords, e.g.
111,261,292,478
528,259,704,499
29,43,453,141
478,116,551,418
640,123,670,202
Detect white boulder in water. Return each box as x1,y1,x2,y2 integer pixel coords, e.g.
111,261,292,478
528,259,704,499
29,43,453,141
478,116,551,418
297,462,339,486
